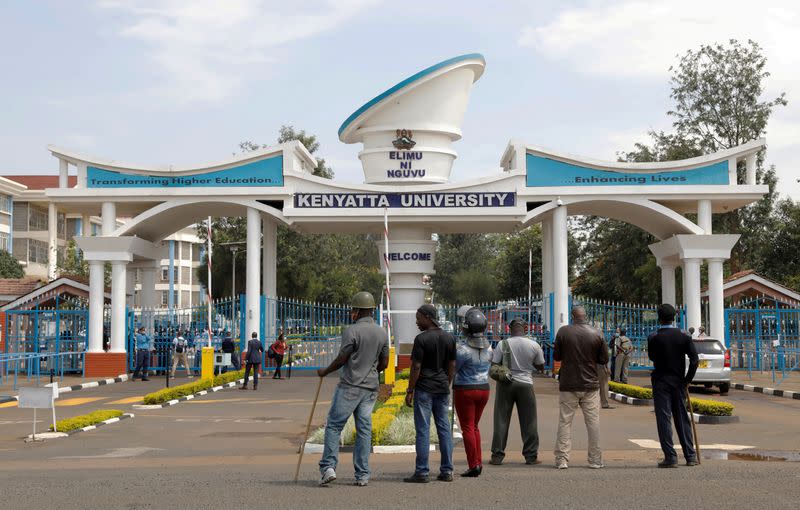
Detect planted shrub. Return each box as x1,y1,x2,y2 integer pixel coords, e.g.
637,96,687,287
608,381,653,400
50,410,124,432
143,370,245,404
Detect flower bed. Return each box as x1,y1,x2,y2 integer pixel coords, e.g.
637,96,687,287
50,409,124,432
608,381,734,416
143,370,245,404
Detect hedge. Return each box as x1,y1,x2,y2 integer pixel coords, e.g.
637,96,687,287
689,398,734,416
397,368,410,380
50,409,124,432
608,381,735,416
609,381,653,400
143,369,245,404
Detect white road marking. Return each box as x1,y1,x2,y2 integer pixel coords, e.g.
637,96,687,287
629,439,754,451
53,447,164,459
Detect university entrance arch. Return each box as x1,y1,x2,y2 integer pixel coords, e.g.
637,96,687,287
41,54,766,376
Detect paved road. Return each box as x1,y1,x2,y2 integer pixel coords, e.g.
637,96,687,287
1,374,798,509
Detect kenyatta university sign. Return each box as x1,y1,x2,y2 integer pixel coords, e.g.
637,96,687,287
294,192,515,208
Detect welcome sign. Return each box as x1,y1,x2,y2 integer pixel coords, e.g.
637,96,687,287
526,154,729,187
87,156,284,188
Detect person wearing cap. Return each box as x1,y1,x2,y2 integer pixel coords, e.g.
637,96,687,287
454,307,492,477
404,303,457,483
490,318,546,466
317,291,389,487
132,326,153,381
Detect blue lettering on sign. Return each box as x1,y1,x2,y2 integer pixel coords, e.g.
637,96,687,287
293,192,516,208
388,252,432,261
87,156,284,188
387,169,426,178
526,154,730,187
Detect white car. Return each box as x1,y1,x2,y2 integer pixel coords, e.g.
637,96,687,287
688,338,731,394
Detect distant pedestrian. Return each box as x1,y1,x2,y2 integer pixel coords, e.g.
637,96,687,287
404,304,457,484
609,327,620,381
647,304,699,468
221,335,239,372
454,308,492,477
317,291,389,487
688,326,697,339
553,307,609,469
241,332,263,390
614,329,633,383
170,331,193,378
270,333,288,379
490,318,546,466
132,327,153,381
697,326,708,339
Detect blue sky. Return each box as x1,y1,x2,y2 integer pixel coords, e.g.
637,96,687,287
1,0,798,198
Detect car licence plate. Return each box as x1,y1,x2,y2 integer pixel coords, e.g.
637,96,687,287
698,360,708,368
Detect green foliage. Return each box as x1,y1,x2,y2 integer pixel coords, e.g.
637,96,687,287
0,249,24,278
432,234,499,304
396,368,410,380
56,240,88,278
241,125,333,178
757,199,800,290
690,398,734,417
50,409,124,432
608,381,653,400
493,226,543,299
143,370,245,404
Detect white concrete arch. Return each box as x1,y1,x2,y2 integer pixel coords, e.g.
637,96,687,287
522,197,703,240
113,198,289,243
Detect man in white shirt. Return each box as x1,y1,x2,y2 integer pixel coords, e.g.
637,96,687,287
490,319,545,466
171,331,193,379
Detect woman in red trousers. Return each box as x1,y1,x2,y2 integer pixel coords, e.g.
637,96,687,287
454,307,492,477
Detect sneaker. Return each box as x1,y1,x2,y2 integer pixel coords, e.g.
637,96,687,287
141,378,150,382
525,458,542,465
602,405,616,409
658,460,678,468
686,459,699,467
588,463,604,469
403,473,430,483
353,479,369,487
437,472,453,482
489,456,503,465
555,459,568,470
319,468,336,486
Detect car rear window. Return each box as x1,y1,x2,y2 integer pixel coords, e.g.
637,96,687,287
694,340,724,354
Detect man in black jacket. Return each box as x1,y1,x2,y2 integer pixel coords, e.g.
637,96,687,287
647,304,700,468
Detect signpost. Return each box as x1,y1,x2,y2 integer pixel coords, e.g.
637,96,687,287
19,383,58,441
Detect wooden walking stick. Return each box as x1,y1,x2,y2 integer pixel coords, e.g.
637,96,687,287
685,384,701,464
294,376,324,483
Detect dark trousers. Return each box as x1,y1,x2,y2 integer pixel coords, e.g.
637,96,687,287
133,350,150,379
652,377,696,462
454,388,490,469
491,381,539,461
244,362,260,388
273,355,284,378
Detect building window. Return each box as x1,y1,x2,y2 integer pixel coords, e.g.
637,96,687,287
193,245,201,262
160,266,177,282
12,238,26,260
0,194,12,214
28,239,48,264
66,218,80,238
160,290,178,307
28,206,48,231
57,213,66,239
0,232,9,252
13,203,28,232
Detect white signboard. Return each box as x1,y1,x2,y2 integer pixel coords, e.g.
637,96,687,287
19,387,55,409
214,353,232,367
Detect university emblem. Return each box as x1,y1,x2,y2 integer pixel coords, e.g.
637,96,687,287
392,129,416,150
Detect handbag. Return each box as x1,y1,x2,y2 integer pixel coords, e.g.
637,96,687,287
267,345,276,359
489,339,513,384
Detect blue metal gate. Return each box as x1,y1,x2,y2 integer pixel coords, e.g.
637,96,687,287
4,307,88,374
725,297,800,375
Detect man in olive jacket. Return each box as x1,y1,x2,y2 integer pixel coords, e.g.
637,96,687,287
553,306,609,469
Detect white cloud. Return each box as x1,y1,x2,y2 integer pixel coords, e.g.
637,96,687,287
99,0,377,104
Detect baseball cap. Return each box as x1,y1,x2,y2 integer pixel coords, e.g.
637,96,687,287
417,304,440,326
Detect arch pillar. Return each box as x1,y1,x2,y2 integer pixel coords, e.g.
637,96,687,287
246,208,261,340
552,205,569,333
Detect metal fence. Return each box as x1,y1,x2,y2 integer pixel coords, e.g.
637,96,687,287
4,308,88,375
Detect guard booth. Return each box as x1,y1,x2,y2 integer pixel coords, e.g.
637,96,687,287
2,276,111,376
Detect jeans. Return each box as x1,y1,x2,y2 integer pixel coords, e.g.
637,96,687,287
454,388,490,469
133,350,150,378
243,362,260,388
652,377,696,462
598,364,610,407
413,389,453,476
555,390,601,465
491,381,539,462
319,384,378,481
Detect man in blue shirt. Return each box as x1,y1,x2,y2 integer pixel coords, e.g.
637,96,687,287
132,327,153,381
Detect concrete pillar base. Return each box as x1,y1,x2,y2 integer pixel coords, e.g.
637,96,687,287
85,352,128,378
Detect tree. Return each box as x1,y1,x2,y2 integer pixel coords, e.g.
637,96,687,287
756,198,800,290
57,240,88,278
0,249,24,278
431,234,499,304
240,125,334,178
493,226,543,299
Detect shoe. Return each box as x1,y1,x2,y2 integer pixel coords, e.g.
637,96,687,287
403,473,429,483
686,459,699,467
253,387,257,391
602,405,616,409
353,479,369,487
319,467,336,486
588,463,604,469
525,458,542,465
437,472,453,482
658,460,679,468
141,378,150,382
240,386,248,390
187,375,193,378
555,459,568,470
489,456,503,465
460,466,482,477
